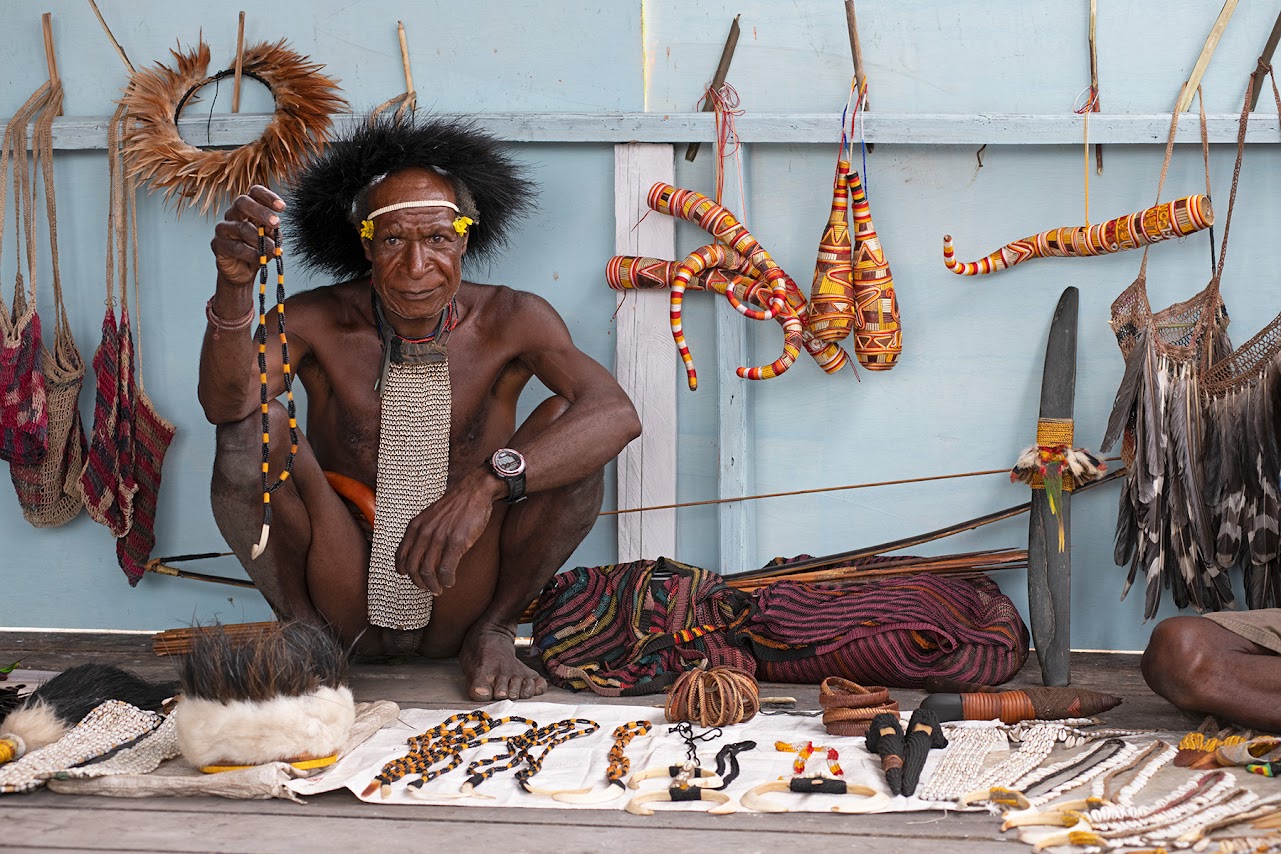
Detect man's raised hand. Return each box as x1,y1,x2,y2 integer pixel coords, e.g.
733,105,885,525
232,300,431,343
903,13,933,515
211,185,286,288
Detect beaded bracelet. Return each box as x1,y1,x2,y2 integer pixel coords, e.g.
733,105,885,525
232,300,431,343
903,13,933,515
205,297,256,332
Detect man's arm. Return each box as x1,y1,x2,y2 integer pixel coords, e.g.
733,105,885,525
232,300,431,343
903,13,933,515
500,292,641,496
395,291,640,594
199,186,312,424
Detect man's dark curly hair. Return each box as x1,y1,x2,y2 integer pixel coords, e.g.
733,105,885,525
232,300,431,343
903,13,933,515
285,114,537,280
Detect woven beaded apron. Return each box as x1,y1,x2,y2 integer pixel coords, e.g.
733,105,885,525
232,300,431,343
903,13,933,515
365,296,455,630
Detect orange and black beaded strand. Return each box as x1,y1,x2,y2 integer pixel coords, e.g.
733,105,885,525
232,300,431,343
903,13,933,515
459,718,600,794
608,721,654,788
460,719,543,791
362,711,499,798
406,715,536,796
250,225,299,560
515,718,600,793
551,720,652,804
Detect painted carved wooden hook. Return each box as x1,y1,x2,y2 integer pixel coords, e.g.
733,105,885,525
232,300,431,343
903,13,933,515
943,194,1213,276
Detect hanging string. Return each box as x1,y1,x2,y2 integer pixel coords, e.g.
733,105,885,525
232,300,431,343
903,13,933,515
704,81,745,206
600,458,1122,516
839,76,869,185
1073,85,1100,225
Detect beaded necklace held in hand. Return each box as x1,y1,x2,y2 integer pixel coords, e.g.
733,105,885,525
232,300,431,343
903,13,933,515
250,226,298,560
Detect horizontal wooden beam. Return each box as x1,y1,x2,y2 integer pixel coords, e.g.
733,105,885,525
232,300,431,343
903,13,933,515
6,111,1280,149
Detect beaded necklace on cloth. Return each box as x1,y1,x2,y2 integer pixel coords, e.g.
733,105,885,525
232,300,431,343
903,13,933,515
366,293,459,630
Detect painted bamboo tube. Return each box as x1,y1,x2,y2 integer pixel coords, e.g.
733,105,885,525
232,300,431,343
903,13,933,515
646,185,800,386
678,244,802,387
806,160,856,343
942,194,1214,277
607,252,849,376
848,170,902,370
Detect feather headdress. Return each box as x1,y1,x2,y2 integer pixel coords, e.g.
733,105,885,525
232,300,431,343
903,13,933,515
123,38,348,216
172,622,355,771
286,114,537,281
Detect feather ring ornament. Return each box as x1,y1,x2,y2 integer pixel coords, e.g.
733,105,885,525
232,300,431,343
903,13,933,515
1011,431,1107,552
122,38,347,216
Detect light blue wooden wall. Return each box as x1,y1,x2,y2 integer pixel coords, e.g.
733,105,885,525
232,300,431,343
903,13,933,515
3,1,1280,653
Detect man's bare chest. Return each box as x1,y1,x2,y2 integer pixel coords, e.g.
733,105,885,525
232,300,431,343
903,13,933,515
298,337,523,475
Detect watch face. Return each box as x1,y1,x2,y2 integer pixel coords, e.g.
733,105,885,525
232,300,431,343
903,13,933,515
492,448,525,476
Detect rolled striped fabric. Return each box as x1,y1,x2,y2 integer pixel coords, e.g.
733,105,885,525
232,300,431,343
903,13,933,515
532,557,755,697
742,574,1029,688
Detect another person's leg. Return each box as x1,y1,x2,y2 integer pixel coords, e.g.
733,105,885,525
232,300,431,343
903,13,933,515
419,396,605,701
1142,611,1281,731
211,401,375,649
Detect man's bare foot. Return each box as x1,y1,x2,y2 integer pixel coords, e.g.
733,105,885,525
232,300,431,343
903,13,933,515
460,622,548,701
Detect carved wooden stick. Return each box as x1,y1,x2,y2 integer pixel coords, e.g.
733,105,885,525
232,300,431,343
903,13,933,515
232,11,245,113
943,195,1213,276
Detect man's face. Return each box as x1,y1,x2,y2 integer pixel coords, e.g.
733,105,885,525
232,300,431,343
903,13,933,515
362,168,469,326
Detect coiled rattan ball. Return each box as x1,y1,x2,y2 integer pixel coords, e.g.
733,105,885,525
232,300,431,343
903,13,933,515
665,666,759,727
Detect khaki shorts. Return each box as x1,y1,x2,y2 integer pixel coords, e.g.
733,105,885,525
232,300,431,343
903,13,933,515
1204,609,1281,655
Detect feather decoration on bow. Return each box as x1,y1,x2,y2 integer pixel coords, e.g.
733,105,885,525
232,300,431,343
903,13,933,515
1010,445,1107,552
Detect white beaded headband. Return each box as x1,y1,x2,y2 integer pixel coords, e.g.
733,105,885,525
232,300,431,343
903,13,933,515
367,199,459,219
358,199,474,239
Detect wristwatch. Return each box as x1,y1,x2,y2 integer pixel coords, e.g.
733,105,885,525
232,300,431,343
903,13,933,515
488,448,527,504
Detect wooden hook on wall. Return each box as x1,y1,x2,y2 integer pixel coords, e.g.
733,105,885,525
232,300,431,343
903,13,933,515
398,21,416,112
232,11,246,113
41,13,62,115
87,0,136,75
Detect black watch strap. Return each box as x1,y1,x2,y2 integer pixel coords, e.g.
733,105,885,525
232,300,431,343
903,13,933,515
502,471,527,504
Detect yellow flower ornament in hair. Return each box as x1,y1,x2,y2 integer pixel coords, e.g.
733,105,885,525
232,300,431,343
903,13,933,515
359,199,474,240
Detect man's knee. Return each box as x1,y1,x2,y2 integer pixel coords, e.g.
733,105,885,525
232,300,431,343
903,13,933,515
1142,616,1217,707
213,402,299,484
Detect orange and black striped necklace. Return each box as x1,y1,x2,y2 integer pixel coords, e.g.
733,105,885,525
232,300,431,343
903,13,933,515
251,226,298,560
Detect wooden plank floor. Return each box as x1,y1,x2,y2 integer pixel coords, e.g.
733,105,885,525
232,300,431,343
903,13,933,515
1,632,1200,853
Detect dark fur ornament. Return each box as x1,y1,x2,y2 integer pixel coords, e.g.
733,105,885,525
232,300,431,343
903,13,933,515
286,113,537,280
173,622,356,771
0,664,173,764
